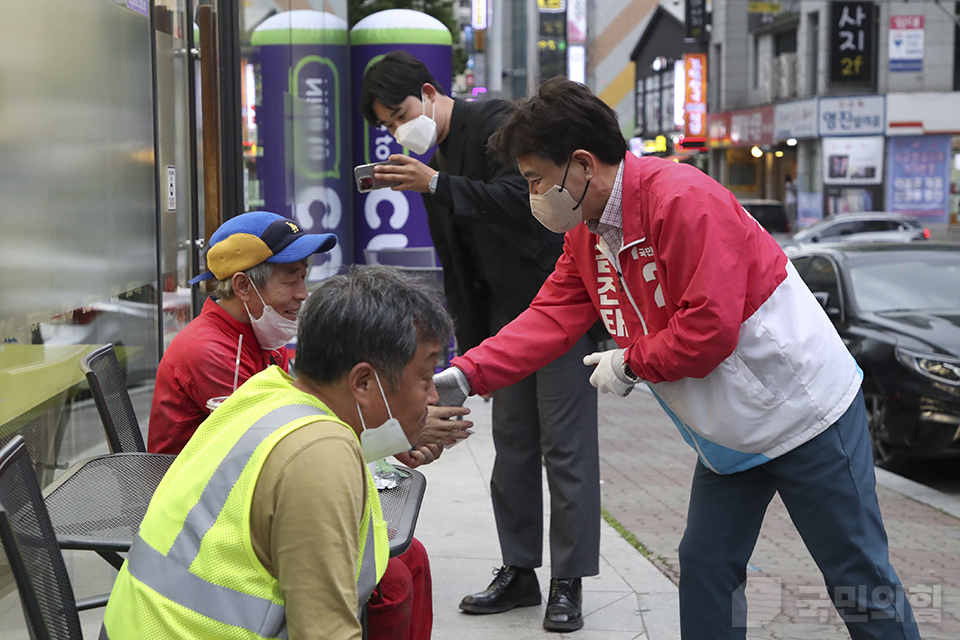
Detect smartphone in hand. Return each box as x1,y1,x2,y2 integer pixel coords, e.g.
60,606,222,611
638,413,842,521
354,160,402,192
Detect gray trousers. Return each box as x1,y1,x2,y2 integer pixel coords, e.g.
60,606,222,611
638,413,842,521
490,333,601,579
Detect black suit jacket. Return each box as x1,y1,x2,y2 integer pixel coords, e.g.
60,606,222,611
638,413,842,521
424,99,564,352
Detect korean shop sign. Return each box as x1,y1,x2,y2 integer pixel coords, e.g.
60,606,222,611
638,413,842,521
889,15,924,72
818,95,884,136
683,54,707,138
685,0,708,40
729,106,775,147
886,135,951,221
830,1,874,83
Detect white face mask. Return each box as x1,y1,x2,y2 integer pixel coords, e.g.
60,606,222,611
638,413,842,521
529,160,591,234
242,281,299,351
356,370,413,463
392,92,437,155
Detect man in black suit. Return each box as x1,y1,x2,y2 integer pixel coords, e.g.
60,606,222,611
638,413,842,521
360,52,600,633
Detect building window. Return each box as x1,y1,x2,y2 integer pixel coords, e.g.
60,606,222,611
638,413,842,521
660,69,674,132
636,79,645,134
807,11,819,96
644,74,661,135
955,1,960,90
775,29,797,55
729,163,758,186
710,42,722,111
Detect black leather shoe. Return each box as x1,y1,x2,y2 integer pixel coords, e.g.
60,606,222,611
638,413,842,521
459,566,541,614
543,578,583,632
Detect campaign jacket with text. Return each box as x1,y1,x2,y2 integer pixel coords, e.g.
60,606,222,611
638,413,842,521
453,153,862,474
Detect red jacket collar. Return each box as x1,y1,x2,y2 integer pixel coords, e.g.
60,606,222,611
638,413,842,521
619,152,648,251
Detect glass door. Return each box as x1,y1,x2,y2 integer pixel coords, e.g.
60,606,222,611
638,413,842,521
155,0,201,345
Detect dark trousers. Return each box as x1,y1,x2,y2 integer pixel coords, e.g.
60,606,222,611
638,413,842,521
490,334,600,579
678,390,921,640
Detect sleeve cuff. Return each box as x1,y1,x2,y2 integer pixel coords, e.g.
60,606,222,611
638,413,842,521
432,172,452,206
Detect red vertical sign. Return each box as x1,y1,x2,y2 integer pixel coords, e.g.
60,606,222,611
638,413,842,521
683,53,707,138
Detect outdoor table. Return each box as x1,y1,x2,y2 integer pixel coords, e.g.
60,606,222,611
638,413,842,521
375,465,426,558
43,453,176,569
42,453,425,567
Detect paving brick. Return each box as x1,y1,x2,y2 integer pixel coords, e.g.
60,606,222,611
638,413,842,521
598,390,960,639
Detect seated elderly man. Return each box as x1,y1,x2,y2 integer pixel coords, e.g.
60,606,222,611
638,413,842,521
103,266,457,640
148,210,337,455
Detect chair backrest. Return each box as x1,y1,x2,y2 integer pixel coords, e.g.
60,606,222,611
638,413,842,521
79,344,145,453
363,246,453,366
363,246,439,269
0,436,83,640
363,247,444,295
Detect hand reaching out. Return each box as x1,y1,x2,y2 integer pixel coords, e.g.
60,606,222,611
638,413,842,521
433,366,471,407
422,405,474,447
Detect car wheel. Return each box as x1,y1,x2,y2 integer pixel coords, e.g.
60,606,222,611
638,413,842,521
862,378,893,465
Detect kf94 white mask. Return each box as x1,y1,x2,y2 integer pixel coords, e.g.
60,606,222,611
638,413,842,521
356,370,413,463
243,281,299,351
392,92,437,155
529,160,591,234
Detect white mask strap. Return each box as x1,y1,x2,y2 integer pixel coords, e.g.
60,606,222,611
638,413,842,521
422,91,434,121
241,279,268,322
356,369,394,433
249,279,267,306
373,370,394,420
356,401,367,433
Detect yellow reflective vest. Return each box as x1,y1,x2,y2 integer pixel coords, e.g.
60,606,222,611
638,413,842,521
102,367,389,640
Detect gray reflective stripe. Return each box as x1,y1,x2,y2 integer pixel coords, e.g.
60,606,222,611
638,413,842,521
127,535,289,639
168,404,325,565
126,403,325,639
356,512,378,611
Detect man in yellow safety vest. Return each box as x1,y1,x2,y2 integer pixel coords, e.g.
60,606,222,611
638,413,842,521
102,265,455,640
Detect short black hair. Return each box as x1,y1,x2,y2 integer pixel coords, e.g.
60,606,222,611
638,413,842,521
360,50,446,126
295,265,453,390
489,76,627,166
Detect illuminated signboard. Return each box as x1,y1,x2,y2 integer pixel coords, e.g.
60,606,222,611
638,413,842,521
567,0,586,44
539,2,566,79
685,0,707,40
472,0,488,30
830,1,874,83
683,53,707,138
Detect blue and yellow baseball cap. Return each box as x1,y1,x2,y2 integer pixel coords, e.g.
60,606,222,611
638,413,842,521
189,211,337,284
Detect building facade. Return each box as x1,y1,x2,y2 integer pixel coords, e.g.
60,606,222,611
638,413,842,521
705,0,960,229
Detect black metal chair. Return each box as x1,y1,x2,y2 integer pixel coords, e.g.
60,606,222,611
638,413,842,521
363,248,455,366
79,344,146,454
0,436,109,640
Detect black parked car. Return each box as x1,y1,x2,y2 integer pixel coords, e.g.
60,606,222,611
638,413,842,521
789,243,960,463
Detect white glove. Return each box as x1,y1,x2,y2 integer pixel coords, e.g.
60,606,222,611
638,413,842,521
583,348,637,397
433,366,471,407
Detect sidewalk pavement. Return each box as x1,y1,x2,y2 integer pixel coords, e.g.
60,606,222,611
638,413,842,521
12,383,958,639
1,391,680,640
416,394,680,640
597,385,960,640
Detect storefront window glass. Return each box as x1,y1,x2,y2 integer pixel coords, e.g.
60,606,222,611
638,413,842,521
644,74,660,135
660,70,674,132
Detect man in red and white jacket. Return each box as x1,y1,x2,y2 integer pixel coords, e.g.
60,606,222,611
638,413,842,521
434,78,920,640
